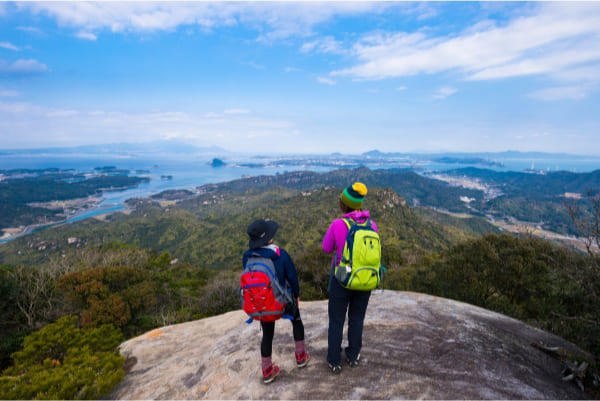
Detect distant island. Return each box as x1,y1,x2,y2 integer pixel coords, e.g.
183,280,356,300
209,158,226,167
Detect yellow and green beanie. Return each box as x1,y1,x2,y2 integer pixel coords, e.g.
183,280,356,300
341,182,368,210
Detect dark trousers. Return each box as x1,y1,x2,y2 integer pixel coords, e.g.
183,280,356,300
260,301,304,358
327,277,371,366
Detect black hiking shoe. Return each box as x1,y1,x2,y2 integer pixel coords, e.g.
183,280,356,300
346,353,360,368
328,363,342,374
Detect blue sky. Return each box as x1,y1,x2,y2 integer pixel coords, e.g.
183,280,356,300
0,1,599,155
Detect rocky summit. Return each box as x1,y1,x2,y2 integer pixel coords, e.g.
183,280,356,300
108,291,589,400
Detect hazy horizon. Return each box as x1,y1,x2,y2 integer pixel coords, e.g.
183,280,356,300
4,140,600,159
1,2,600,155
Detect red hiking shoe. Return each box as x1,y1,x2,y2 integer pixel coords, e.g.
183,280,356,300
262,364,280,384
295,351,310,368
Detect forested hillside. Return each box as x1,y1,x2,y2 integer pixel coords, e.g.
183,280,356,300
199,167,485,212
446,168,600,235
0,185,498,268
1,171,599,399
0,169,149,230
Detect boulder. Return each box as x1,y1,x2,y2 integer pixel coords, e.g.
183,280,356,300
108,291,589,400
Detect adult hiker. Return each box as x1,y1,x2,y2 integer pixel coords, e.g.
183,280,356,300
322,182,379,374
243,219,310,384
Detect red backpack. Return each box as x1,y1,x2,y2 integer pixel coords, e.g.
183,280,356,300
240,253,293,322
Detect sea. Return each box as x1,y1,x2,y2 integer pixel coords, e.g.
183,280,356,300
1,152,600,243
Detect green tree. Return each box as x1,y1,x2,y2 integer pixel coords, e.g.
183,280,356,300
0,265,27,370
413,233,600,364
0,315,124,400
565,189,600,358
418,234,558,319
198,271,240,317
57,265,157,330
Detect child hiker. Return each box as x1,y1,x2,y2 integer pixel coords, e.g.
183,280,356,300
322,182,378,374
243,219,310,384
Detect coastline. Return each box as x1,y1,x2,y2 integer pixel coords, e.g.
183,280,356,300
2,154,599,246
0,197,128,244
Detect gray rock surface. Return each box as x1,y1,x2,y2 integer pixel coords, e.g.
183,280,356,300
108,291,589,400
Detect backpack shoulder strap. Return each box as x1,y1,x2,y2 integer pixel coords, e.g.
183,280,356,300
342,217,354,229
245,255,276,278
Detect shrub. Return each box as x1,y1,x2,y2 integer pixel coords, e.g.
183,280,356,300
57,265,157,329
0,315,124,400
294,245,332,300
198,272,240,317
413,233,600,363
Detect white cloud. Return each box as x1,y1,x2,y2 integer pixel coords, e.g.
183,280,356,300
396,86,407,91
0,100,293,151
433,86,458,99
45,109,79,118
0,42,19,51
0,59,48,75
244,60,265,70
332,3,600,90
21,2,386,40
317,76,336,86
17,26,45,35
75,31,97,41
285,66,302,73
401,3,440,21
301,36,346,55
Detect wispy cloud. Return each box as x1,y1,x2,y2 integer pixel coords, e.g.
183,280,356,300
244,60,265,70
401,3,440,21
0,100,292,151
317,76,336,86
301,36,346,55
0,59,48,76
45,109,79,118
285,66,302,73
332,3,600,94
17,26,45,36
433,86,458,99
396,86,407,91
0,42,19,51
75,31,97,41
21,2,386,41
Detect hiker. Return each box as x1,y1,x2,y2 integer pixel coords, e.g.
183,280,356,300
243,219,310,384
322,182,378,374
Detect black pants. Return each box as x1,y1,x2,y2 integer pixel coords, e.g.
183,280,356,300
260,301,304,358
327,277,371,366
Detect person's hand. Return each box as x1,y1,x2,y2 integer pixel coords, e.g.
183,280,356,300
296,297,300,307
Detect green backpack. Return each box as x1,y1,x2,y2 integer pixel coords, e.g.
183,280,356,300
333,218,384,291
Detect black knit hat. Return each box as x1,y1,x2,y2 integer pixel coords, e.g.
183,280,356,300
247,219,279,249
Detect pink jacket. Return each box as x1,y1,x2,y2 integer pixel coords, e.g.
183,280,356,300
322,210,378,267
